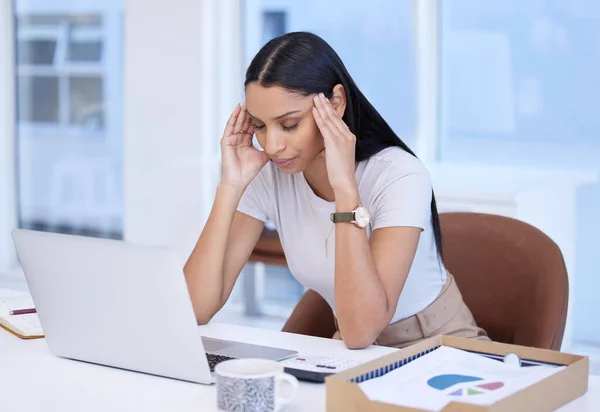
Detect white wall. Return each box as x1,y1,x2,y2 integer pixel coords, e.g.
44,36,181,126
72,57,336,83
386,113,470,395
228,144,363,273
0,0,17,272
123,0,243,262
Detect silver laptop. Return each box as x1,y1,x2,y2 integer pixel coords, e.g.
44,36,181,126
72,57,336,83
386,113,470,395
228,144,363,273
11,229,297,384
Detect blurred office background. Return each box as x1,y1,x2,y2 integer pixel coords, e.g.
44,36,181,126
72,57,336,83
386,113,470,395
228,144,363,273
1,0,599,364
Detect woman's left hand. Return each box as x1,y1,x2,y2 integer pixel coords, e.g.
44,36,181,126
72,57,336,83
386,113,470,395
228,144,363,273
312,93,357,195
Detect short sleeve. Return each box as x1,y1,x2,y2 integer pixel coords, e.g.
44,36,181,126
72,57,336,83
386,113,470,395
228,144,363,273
371,170,432,231
236,167,271,223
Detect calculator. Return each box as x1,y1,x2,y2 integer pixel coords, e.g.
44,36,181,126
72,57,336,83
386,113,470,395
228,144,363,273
281,355,361,383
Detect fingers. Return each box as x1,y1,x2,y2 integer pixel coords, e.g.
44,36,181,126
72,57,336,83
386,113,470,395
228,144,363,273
233,103,248,134
242,113,253,134
312,105,334,142
238,112,254,144
231,104,255,146
224,104,242,137
313,93,349,137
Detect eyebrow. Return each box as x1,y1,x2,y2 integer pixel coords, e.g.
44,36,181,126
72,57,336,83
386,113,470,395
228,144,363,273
247,110,302,122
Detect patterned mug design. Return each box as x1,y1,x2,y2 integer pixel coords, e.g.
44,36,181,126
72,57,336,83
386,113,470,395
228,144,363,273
215,359,298,412
216,375,275,412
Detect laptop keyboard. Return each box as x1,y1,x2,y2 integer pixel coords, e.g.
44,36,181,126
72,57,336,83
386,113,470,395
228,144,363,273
206,353,235,372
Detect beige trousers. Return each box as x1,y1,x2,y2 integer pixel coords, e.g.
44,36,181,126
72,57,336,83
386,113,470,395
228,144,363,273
334,273,490,348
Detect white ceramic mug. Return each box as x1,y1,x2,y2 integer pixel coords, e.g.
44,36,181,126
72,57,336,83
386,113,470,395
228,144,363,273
215,358,298,412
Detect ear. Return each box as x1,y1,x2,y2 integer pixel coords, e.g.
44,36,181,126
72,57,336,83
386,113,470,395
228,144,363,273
329,84,347,117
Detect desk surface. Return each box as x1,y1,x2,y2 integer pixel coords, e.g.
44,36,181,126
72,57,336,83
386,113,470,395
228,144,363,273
1,322,598,412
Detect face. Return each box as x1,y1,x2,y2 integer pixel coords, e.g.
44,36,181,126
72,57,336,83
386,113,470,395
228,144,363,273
245,83,324,173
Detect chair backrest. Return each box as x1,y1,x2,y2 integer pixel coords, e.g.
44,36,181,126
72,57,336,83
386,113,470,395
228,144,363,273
250,228,287,266
440,213,568,350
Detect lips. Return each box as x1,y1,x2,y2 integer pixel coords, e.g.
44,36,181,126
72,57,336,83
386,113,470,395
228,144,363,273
272,157,296,168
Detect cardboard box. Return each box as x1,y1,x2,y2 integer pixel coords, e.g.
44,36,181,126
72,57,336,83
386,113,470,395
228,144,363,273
326,336,589,412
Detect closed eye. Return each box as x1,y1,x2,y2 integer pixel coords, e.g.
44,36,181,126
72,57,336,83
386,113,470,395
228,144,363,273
252,123,299,132
282,124,299,132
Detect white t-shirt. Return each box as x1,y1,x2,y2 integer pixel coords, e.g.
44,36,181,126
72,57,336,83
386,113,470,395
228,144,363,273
237,146,446,323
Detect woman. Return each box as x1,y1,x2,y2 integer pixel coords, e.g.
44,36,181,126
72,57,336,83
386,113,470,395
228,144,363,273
184,32,488,349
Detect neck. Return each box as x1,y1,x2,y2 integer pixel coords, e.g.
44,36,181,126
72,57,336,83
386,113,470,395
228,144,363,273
302,156,336,202
303,156,360,202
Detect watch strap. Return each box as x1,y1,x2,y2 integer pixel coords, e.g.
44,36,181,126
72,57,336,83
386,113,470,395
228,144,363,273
330,211,355,223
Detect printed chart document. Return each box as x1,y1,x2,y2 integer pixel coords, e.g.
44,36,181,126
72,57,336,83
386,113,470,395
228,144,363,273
359,346,564,411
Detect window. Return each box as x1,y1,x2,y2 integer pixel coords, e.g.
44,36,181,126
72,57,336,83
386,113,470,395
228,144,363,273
67,17,103,62
440,0,600,163
15,3,123,240
69,76,104,130
439,0,600,350
262,11,286,43
17,13,105,131
17,75,60,123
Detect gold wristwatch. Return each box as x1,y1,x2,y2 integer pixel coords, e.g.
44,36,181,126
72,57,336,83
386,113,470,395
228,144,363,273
330,206,370,228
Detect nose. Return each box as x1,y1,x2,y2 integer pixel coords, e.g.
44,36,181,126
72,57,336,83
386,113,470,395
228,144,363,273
264,131,286,157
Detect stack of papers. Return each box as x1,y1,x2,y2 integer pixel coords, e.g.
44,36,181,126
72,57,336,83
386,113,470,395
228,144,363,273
359,346,564,411
0,288,43,338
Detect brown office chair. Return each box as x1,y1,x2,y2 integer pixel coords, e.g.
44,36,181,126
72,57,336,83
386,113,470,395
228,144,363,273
251,213,569,350
438,213,568,350
249,228,287,267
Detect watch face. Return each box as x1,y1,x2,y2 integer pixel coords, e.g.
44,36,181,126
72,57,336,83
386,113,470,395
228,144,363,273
354,206,370,228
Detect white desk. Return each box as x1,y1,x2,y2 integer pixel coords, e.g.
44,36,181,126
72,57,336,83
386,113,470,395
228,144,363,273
1,323,598,412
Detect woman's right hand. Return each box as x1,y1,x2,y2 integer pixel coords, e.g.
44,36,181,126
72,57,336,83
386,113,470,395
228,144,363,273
220,103,269,189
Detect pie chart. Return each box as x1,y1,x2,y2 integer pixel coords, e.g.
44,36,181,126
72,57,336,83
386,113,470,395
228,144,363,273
427,374,505,396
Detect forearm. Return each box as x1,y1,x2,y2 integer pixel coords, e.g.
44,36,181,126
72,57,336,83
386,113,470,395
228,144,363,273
184,182,245,323
333,188,389,348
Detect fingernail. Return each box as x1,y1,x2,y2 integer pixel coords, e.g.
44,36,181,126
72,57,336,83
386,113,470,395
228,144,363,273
320,93,325,99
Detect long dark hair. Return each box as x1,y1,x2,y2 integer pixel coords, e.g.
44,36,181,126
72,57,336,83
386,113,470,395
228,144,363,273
245,32,444,261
